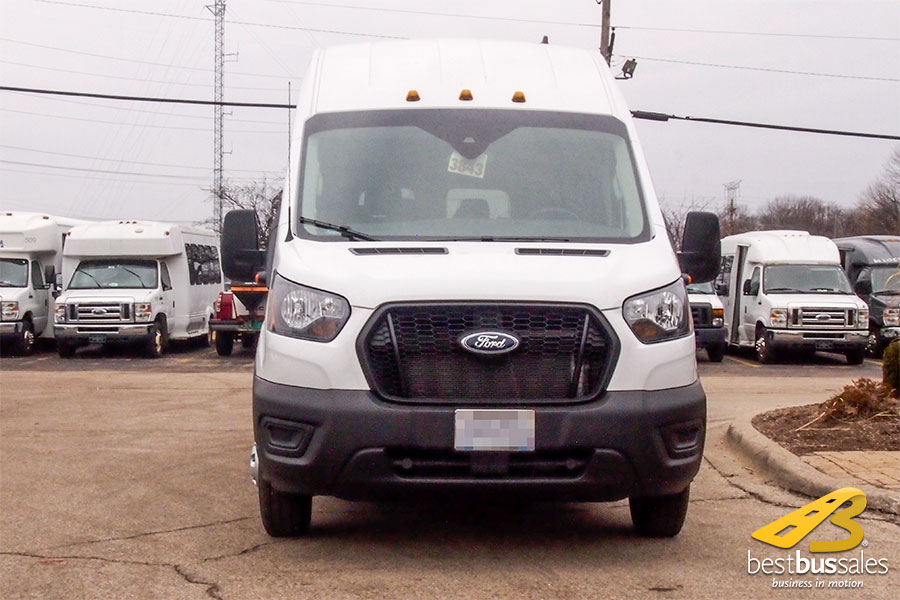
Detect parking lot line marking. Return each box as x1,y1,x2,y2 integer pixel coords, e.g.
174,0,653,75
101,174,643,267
864,359,883,367
176,358,192,363
725,355,761,369
35,356,49,361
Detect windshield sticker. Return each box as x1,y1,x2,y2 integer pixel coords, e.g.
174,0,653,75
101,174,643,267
448,152,487,179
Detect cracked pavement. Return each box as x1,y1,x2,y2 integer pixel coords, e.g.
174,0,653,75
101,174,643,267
2,366,898,599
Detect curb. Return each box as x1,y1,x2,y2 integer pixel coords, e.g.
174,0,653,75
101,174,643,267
726,416,900,515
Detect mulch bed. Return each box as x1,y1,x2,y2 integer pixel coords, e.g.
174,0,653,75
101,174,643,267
752,403,900,456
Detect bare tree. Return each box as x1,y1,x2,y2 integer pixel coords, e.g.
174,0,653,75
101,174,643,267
756,195,847,238
206,179,282,246
658,196,713,250
716,203,757,237
853,146,900,235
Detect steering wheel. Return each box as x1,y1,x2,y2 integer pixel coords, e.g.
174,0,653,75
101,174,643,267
527,207,581,221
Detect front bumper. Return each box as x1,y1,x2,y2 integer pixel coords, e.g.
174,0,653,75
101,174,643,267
209,318,262,334
768,328,867,350
878,326,900,341
253,377,706,502
54,323,153,342
0,321,25,336
694,327,726,349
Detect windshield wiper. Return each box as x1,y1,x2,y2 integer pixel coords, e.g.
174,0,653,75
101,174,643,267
811,288,846,294
873,289,900,295
298,217,378,241
120,266,148,288
74,269,102,288
765,287,804,293
431,236,573,242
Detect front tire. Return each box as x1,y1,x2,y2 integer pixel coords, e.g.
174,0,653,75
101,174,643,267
845,347,865,365
215,331,234,356
629,486,691,537
144,320,166,358
16,319,35,356
706,343,726,363
755,326,776,364
866,329,885,358
258,479,312,537
57,340,77,358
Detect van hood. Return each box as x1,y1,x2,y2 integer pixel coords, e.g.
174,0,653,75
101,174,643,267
274,237,680,310
58,288,157,303
767,292,866,309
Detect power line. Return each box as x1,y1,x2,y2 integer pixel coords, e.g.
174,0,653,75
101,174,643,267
0,167,208,188
0,85,294,108
631,111,900,141
0,107,287,133
0,143,282,173
621,55,899,82
3,85,897,140
0,37,301,80
0,59,296,91
262,0,601,28
0,159,214,180
33,0,405,39
613,25,900,42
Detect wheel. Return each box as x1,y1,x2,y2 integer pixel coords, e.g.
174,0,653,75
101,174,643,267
241,333,258,350
629,486,691,537
866,330,885,358
195,332,211,348
755,326,776,364
57,340,77,358
258,479,312,537
706,344,725,363
144,320,166,358
795,347,817,362
845,347,865,365
15,319,35,356
215,331,234,356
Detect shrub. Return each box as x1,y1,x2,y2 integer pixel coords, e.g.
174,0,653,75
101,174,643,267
819,378,898,422
884,340,899,396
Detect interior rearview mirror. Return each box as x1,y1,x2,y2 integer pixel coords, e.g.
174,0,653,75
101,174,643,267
678,212,721,283
222,210,265,282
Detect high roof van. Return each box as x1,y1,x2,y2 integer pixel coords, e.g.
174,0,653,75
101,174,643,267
222,39,721,538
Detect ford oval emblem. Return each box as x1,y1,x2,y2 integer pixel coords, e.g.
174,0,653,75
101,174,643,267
460,331,520,355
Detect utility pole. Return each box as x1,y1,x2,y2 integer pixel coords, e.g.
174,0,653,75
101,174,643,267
599,0,612,65
723,180,742,234
208,0,226,234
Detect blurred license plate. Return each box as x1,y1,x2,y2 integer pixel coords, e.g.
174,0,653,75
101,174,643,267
454,409,535,451
88,335,107,344
815,341,834,350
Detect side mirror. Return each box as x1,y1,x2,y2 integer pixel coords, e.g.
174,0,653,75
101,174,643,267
678,212,721,283
855,279,872,296
44,265,56,287
743,280,760,296
222,210,265,282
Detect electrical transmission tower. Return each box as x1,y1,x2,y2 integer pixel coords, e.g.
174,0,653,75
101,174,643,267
208,0,226,234
723,180,742,233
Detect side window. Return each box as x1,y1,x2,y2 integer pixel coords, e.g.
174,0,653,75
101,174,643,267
160,262,172,291
747,267,761,296
31,261,44,289
183,243,222,285
715,255,733,296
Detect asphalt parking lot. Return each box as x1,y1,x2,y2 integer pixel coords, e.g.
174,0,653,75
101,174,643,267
1,345,896,599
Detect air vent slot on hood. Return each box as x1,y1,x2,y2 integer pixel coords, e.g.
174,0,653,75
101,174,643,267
515,248,610,257
350,247,448,255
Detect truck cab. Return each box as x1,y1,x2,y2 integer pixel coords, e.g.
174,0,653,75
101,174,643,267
0,212,83,355
717,231,868,364
834,236,900,356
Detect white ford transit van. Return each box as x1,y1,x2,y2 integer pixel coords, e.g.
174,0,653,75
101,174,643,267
0,212,86,355
716,230,868,364
54,221,223,357
222,40,721,538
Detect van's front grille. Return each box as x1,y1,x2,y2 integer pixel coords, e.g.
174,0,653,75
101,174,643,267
358,303,618,404
790,307,854,329
690,303,712,328
386,448,592,479
69,302,132,324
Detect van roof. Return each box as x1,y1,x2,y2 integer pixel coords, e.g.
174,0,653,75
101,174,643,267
833,235,900,264
65,221,216,258
721,230,840,264
311,39,625,118
0,211,86,254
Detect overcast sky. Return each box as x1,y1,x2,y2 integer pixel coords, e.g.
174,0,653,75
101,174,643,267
1,0,898,225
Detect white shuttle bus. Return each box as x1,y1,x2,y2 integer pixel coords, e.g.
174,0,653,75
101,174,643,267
716,230,868,364
0,212,86,355
221,39,722,538
54,221,223,358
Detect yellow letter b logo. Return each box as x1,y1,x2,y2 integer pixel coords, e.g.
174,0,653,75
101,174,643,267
751,487,866,553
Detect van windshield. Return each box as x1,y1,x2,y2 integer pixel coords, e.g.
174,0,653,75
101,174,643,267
0,258,28,287
70,260,158,289
870,265,900,294
686,281,715,294
296,110,648,242
764,265,852,294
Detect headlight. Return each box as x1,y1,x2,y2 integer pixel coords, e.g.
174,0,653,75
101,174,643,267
712,308,724,328
1,301,19,321
623,280,691,343
770,308,787,328
884,307,899,327
857,307,869,329
54,304,66,323
134,303,152,322
269,273,350,342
